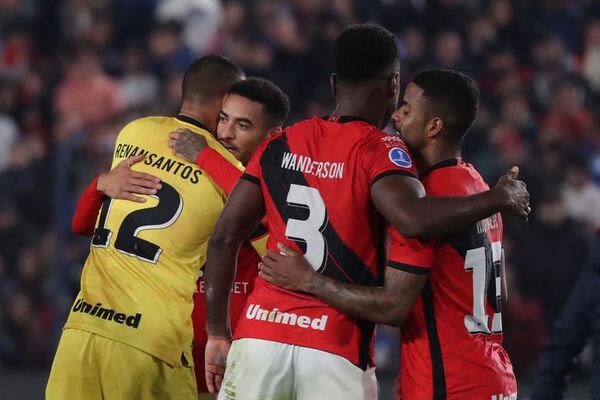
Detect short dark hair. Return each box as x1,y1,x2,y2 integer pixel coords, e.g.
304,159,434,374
411,69,479,140
228,77,290,126
334,24,399,84
182,55,244,103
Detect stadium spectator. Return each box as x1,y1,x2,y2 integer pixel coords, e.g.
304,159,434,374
0,1,599,397
515,191,589,329
54,48,123,138
562,155,600,233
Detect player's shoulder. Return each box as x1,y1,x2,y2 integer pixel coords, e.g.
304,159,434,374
284,116,376,138
359,130,414,167
255,128,286,156
361,129,407,149
117,116,179,141
121,116,173,131
121,115,212,135
279,116,322,141
422,158,489,196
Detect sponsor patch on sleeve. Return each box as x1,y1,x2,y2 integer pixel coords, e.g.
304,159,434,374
389,147,413,168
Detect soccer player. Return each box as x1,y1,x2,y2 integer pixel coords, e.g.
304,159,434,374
46,55,245,400
171,77,289,398
203,25,529,399
69,77,290,399
259,69,518,399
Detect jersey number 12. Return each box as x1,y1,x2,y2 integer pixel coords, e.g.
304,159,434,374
91,182,183,264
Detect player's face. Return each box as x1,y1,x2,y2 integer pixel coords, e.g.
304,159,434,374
217,94,274,165
391,82,429,152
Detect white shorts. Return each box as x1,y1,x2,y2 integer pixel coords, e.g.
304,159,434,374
217,338,377,400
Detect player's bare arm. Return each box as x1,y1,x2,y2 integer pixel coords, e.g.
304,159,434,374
371,166,529,238
205,180,266,337
71,154,162,237
204,179,265,392
259,243,427,326
97,154,162,202
168,127,209,162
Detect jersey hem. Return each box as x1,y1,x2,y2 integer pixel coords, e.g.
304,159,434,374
63,323,186,368
240,173,260,185
387,260,431,275
371,169,417,185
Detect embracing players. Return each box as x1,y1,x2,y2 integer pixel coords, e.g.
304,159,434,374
203,25,529,400
66,76,289,399
261,69,518,399
46,56,246,399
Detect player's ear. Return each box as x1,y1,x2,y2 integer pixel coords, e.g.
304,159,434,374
330,74,338,97
427,117,443,138
266,126,281,137
388,72,400,98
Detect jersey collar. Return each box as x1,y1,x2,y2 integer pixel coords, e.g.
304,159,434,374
421,157,462,179
321,115,371,124
176,114,211,133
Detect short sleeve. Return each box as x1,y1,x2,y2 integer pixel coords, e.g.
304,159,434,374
361,132,418,185
387,227,434,275
195,147,243,196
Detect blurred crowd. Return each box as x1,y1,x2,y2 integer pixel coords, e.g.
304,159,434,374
1,0,599,384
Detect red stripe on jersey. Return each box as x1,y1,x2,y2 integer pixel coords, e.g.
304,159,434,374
237,116,416,368
192,242,260,393
389,159,517,399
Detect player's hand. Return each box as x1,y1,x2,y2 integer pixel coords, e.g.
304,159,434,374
168,128,208,163
492,166,531,220
205,336,231,393
392,378,402,400
259,243,317,293
96,154,161,203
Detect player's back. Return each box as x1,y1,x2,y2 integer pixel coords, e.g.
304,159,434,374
390,158,516,400
236,115,416,368
65,115,243,367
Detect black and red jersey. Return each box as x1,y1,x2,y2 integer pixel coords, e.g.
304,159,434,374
388,158,517,400
236,116,417,368
192,240,262,392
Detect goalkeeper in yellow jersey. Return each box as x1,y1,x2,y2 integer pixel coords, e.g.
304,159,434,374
46,55,245,400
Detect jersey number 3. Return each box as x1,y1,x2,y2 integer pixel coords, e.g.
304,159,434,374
285,184,328,272
91,182,183,264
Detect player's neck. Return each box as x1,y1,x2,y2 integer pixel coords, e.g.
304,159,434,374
419,144,461,174
178,104,218,134
333,92,389,129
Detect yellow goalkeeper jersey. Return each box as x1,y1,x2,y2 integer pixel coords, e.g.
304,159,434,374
65,115,244,367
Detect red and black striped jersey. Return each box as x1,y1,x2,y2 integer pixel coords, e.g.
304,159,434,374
235,115,417,368
388,158,517,400
192,239,262,392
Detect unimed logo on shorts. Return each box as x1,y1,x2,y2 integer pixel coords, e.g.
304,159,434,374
72,298,142,329
245,304,328,331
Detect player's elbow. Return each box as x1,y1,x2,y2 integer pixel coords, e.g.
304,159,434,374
383,307,411,327
373,297,411,327
395,308,412,326
208,224,243,252
71,219,93,237
390,213,426,239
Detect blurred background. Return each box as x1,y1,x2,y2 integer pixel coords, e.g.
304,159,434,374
0,0,599,398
